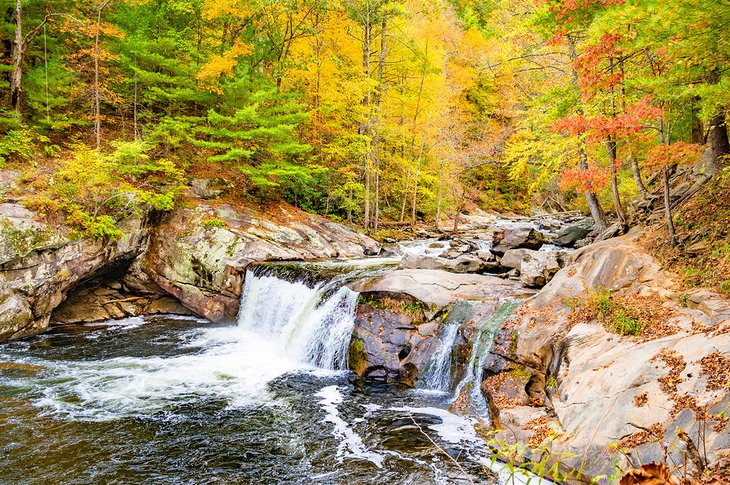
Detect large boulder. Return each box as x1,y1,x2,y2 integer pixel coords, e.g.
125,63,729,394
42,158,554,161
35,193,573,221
490,225,544,255
483,230,730,479
143,201,380,322
400,252,487,273
348,269,528,384
500,248,567,287
0,206,150,341
551,217,594,247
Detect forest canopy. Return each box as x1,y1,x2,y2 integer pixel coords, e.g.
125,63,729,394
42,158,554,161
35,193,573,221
1,0,728,233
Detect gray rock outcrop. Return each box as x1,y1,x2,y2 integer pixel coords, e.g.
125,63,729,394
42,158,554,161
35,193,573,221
490,225,544,255
483,230,730,479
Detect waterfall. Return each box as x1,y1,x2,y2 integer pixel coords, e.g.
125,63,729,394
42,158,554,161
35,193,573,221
236,270,360,370
451,301,520,416
420,301,475,393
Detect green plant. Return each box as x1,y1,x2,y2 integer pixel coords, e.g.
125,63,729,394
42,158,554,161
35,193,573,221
608,309,643,336
203,218,227,229
546,375,557,391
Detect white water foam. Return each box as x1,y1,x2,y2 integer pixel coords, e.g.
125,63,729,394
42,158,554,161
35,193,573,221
14,271,362,420
316,386,386,467
388,406,481,445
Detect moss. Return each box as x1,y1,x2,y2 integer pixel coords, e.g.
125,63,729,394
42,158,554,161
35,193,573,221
0,218,55,257
348,337,368,376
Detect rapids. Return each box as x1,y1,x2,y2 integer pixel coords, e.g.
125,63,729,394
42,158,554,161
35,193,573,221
0,261,547,484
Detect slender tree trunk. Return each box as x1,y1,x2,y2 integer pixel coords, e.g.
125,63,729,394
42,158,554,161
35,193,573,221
359,6,372,231
399,166,410,223
579,142,609,231
605,137,626,224
568,36,609,231
629,149,650,198
663,166,676,246
371,16,387,234
10,0,23,111
435,164,443,231
411,141,422,227
93,4,104,149
451,186,465,235
707,106,729,175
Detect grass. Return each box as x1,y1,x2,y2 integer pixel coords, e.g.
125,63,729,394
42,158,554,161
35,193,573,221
568,288,675,338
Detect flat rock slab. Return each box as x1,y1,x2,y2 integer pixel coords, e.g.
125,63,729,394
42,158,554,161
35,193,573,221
350,269,528,313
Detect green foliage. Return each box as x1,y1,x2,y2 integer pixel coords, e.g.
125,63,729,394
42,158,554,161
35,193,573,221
0,128,48,165
202,218,227,229
581,289,644,336
24,142,183,240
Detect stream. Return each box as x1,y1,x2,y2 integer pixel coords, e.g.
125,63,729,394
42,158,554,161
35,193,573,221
0,241,557,483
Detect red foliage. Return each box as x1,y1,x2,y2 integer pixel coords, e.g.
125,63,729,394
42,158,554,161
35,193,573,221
550,97,663,141
645,141,701,170
574,33,623,98
559,166,610,192
546,0,626,20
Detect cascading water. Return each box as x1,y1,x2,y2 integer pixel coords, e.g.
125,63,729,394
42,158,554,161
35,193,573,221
420,301,476,393
419,299,521,417
236,271,360,370
451,301,521,416
0,256,548,484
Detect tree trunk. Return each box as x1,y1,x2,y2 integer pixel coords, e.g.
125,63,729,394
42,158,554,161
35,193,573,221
629,149,650,198
707,106,729,175
662,166,676,246
93,3,106,149
359,5,372,231
579,143,609,231
371,16,387,234
605,137,626,224
451,186,465,235
434,163,442,230
411,142,422,228
399,166,410,223
10,0,23,111
568,36,609,231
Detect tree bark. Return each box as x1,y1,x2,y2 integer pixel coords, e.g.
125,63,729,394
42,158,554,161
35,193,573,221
629,149,650,198
707,106,729,175
371,15,387,234
567,35,609,231
359,2,372,231
579,142,609,231
662,165,676,246
10,0,23,111
605,137,626,224
411,141,423,228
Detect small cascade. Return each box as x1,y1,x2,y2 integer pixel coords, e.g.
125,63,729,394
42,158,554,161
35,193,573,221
420,301,476,393
236,271,360,370
451,301,521,416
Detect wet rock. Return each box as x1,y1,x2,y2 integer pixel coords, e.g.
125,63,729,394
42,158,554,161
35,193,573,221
349,270,528,386
400,253,485,273
490,225,544,255
551,217,594,247
0,211,150,341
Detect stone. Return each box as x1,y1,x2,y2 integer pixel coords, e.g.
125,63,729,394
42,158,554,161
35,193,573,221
400,252,485,273
142,201,380,322
485,230,730,479
500,248,565,288
490,225,544,255
190,178,232,200
552,217,594,247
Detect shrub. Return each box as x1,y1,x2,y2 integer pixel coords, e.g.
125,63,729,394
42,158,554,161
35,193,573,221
22,142,184,240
